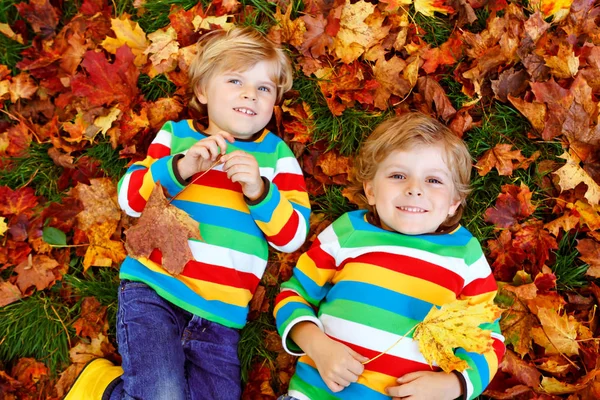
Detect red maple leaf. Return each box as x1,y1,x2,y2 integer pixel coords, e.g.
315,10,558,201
71,45,140,109
0,186,38,217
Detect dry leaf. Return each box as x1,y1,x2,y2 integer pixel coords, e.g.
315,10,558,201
413,299,502,373
125,183,201,275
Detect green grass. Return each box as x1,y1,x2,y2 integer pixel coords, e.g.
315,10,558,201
138,73,177,102
135,0,204,33
311,185,356,221
65,261,120,340
0,142,65,202
238,284,279,384
84,139,129,181
0,0,20,23
412,6,453,47
440,74,471,110
294,75,390,155
0,292,75,374
551,233,589,291
0,34,27,73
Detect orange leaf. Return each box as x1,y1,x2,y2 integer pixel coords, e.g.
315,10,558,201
72,297,108,339
577,238,600,278
14,254,60,294
0,280,22,307
476,144,538,176
499,349,542,387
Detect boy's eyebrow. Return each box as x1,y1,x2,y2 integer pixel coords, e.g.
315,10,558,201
384,164,452,176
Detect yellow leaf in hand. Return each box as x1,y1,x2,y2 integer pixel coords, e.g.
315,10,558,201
413,299,502,373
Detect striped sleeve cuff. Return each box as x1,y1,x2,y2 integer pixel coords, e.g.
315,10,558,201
149,155,186,197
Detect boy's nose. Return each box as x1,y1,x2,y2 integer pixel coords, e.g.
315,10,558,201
242,88,257,101
405,181,423,196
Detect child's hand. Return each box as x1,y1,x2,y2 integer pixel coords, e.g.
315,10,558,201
385,371,461,400
221,151,264,201
307,335,368,393
177,132,235,180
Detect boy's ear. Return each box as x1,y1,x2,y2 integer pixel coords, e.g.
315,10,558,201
194,85,208,105
363,181,376,206
448,198,461,217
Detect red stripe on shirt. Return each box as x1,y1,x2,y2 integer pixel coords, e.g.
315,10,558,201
343,252,464,295
273,173,307,192
147,143,170,159
276,290,300,304
149,249,260,293
305,239,337,270
194,169,242,192
266,210,299,246
332,336,440,377
127,169,149,212
462,275,497,296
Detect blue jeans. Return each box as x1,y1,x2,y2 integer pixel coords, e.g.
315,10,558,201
109,280,241,400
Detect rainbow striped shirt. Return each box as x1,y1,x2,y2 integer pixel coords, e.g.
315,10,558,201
118,120,310,328
274,210,505,400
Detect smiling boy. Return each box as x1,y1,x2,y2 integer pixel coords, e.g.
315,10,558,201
275,113,504,400
66,27,311,400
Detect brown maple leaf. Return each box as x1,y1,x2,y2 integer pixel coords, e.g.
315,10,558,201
125,183,201,275
72,297,108,339
499,349,542,388
484,183,536,228
14,254,60,294
476,144,539,177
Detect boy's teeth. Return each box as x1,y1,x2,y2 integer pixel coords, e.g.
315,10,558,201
398,206,426,212
235,108,255,115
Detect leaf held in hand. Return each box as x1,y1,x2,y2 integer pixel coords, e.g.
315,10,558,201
413,299,502,373
124,183,201,275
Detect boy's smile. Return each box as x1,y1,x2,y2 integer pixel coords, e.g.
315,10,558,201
197,60,278,139
363,144,461,235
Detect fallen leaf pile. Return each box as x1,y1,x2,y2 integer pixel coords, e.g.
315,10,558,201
0,0,600,398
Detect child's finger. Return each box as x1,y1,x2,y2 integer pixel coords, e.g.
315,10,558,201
348,347,369,363
211,135,231,155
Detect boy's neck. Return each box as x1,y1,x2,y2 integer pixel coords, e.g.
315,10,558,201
192,120,266,142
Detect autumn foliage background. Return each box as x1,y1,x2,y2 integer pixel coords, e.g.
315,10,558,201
1,0,600,398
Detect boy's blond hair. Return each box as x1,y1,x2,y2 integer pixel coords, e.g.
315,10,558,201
188,27,293,113
348,112,472,230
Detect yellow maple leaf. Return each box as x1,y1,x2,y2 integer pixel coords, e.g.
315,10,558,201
271,6,307,49
414,0,454,17
537,0,573,21
145,27,180,75
101,15,149,67
534,307,580,356
334,0,389,64
192,15,234,31
413,299,502,373
93,106,122,139
0,216,7,236
0,22,24,44
554,151,600,206
545,44,579,78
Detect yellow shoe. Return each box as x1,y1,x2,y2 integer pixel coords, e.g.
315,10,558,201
64,358,123,400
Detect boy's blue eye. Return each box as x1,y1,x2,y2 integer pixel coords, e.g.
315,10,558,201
390,174,405,180
427,178,442,184
229,79,241,85
258,86,270,92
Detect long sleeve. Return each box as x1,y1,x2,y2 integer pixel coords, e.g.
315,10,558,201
274,222,342,354
247,143,310,253
117,121,183,217
454,243,506,399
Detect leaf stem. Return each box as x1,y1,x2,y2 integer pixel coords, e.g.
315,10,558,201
362,323,419,365
166,155,223,205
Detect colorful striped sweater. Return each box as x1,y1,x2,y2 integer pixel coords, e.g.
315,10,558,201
274,210,505,400
118,120,310,328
